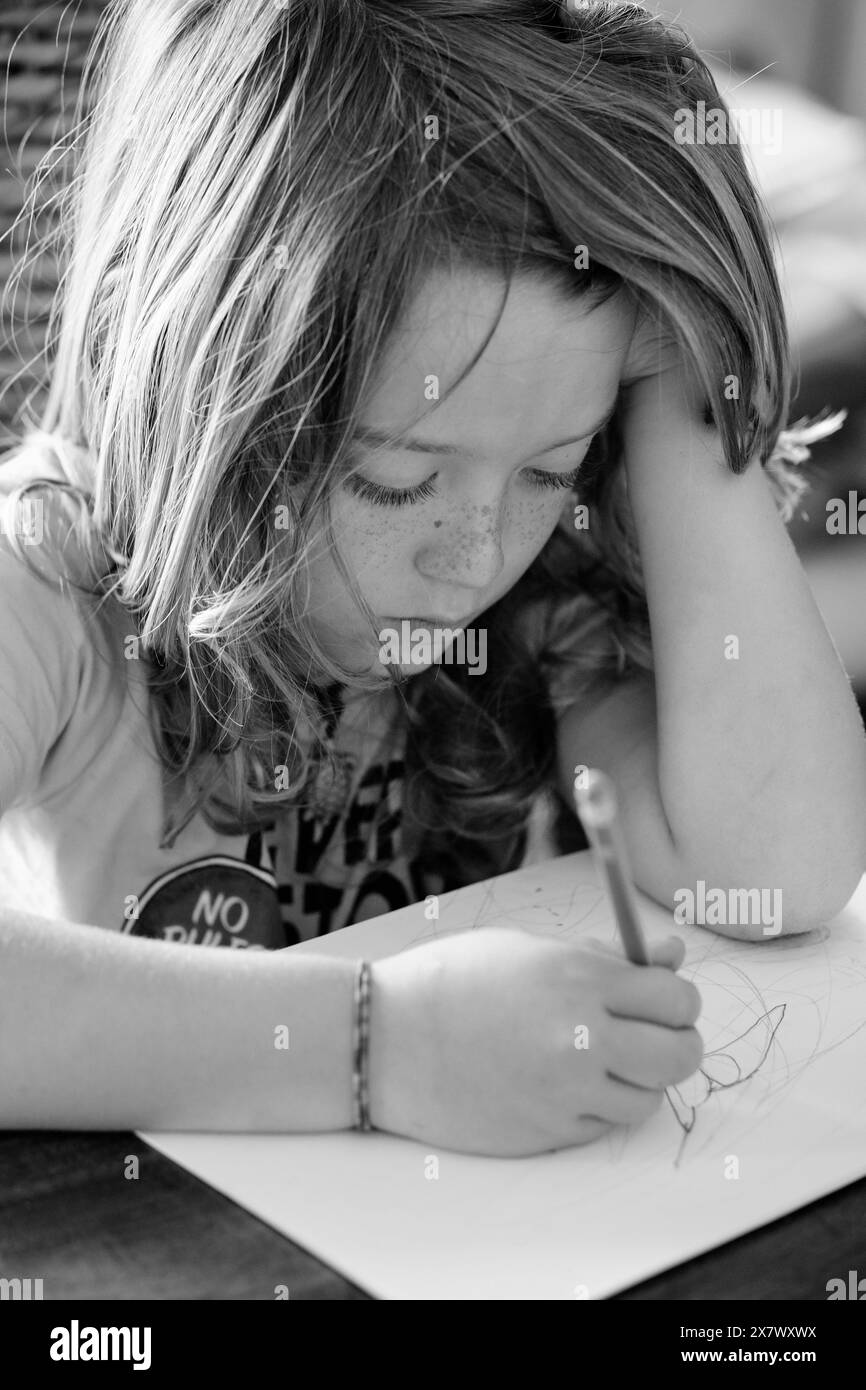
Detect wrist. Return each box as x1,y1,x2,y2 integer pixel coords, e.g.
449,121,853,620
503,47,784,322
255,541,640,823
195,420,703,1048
270,950,357,1132
366,955,427,1142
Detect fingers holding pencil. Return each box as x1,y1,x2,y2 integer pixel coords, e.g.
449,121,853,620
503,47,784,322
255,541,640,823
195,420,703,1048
583,934,687,972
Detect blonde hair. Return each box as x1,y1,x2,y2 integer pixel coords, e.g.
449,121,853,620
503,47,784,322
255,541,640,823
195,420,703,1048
2,0,840,879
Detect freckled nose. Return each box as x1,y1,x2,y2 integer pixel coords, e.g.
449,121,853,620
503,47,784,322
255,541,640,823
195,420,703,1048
416,517,505,589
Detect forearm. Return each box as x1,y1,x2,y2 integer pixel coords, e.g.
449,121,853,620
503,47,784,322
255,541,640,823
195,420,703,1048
625,372,866,919
0,907,356,1131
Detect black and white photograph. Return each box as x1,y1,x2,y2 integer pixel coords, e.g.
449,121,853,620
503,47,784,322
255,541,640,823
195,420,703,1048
1,0,865,1341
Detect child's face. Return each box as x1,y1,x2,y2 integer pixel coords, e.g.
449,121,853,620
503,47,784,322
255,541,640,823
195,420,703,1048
304,265,633,678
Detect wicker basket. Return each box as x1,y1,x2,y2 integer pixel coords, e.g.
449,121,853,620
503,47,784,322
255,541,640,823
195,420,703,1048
0,2,110,449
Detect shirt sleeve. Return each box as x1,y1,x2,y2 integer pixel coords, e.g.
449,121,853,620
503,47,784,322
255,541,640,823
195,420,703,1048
0,530,87,813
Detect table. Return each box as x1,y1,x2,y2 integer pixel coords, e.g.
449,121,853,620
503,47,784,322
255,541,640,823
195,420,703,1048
2,1130,864,1300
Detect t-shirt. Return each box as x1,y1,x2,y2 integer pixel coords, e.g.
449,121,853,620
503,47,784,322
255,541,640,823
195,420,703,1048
0,445,576,949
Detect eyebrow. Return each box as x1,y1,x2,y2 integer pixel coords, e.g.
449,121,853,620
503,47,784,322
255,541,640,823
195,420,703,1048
351,399,619,458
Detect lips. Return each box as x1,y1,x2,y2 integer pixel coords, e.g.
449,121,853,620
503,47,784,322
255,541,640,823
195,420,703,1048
383,615,471,628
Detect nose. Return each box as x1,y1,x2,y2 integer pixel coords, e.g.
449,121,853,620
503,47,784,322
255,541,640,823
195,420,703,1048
415,504,505,593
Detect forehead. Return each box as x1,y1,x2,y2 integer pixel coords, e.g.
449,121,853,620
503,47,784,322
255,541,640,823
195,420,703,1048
358,265,631,447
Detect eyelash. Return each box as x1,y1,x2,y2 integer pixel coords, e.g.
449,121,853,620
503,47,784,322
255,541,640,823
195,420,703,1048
344,464,584,509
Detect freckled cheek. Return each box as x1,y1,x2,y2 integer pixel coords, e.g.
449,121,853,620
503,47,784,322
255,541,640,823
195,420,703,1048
504,493,569,562
336,506,428,591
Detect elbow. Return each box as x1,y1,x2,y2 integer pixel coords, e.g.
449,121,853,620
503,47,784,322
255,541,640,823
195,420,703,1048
668,854,866,941
774,836,866,935
781,855,866,936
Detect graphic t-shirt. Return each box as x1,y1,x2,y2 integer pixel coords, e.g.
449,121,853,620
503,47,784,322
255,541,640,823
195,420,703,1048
0,446,571,949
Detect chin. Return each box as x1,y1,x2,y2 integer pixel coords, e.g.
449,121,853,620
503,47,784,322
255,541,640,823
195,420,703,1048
379,659,431,680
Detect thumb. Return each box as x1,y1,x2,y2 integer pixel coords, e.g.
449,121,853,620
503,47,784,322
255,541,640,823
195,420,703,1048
647,935,687,971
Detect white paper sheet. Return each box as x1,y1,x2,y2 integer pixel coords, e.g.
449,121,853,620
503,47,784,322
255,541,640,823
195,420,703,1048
139,853,866,1300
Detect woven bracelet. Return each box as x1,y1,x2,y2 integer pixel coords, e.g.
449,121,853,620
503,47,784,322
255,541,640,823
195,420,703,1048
352,960,373,1132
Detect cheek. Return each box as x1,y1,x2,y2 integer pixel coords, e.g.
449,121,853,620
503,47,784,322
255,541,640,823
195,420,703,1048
328,493,376,554
506,491,571,560
328,495,423,586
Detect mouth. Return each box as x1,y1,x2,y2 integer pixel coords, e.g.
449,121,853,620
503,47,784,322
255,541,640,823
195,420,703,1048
381,615,472,629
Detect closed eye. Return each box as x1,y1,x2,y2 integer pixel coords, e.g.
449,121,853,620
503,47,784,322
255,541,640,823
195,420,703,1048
343,474,439,507
343,458,593,509
525,464,583,492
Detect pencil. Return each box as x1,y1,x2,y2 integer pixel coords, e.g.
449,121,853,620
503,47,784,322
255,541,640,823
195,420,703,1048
573,768,650,966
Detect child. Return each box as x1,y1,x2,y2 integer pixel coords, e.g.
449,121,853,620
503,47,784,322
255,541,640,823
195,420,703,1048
1,0,864,1157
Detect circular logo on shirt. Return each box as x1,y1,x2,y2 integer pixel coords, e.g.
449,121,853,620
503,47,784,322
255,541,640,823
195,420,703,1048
121,856,288,950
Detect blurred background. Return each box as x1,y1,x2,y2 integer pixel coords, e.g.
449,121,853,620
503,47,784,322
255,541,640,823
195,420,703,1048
1,0,865,711
654,0,866,723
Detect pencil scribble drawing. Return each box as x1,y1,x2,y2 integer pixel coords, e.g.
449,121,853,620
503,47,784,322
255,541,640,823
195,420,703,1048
395,861,866,1166
666,1003,787,1163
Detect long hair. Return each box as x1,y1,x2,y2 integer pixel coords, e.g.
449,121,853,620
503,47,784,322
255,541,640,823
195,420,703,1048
1,0,839,884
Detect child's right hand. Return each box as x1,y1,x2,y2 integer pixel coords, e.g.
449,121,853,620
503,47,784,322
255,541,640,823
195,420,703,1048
370,927,702,1157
